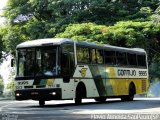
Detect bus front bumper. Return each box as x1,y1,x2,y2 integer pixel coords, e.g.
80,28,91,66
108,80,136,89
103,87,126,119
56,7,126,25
15,88,62,101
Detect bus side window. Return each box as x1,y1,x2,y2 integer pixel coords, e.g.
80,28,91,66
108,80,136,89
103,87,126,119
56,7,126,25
104,50,116,65
116,51,127,66
91,49,97,64
137,54,146,67
77,46,90,64
127,53,137,66
96,49,104,64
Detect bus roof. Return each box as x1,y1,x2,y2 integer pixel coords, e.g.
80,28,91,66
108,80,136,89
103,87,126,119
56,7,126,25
17,38,146,54
16,38,73,48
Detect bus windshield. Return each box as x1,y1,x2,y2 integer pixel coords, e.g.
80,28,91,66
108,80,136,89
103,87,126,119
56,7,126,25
16,46,60,78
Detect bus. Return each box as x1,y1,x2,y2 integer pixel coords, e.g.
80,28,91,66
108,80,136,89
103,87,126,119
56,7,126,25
14,38,149,106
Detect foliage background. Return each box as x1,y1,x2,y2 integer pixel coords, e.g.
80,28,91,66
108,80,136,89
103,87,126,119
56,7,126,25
0,0,160,87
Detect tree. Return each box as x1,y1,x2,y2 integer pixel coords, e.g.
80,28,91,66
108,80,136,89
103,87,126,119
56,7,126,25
56,23,108,43
0,27,5,63
56,21,160,65
6,66,15,98
4,0,159,25
149,61,160,82
1,0,160,70
6,81,14,92
1,24,28,54
152,2,160,25
0,76,4,95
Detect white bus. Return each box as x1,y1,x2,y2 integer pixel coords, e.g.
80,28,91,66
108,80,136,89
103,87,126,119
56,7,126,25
14,38,149,106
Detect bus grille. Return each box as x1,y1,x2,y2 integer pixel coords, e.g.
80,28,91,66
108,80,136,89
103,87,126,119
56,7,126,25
142,80,146,92
24,86,33,89
36,85,46,88
24,85,46,89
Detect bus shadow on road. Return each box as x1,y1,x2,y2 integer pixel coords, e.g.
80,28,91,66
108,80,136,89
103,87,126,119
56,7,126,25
27,98,160,111
27,99,124,108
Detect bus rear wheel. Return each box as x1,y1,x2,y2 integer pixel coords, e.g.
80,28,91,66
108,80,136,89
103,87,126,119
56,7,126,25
121,95,134,101
39,100,45,106
128,83,136,101
121,83,135,101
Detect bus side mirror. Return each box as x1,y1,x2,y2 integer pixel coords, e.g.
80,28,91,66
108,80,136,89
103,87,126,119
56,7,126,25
11,59,15,67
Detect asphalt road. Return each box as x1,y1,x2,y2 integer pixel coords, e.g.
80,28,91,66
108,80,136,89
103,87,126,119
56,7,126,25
0,98,160,120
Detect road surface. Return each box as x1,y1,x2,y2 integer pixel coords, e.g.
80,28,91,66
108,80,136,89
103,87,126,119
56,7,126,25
0,98,160,120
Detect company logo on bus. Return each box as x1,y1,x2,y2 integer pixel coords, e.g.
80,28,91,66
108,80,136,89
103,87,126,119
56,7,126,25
79,68,88,77
117,69,147,77
117,69,136,76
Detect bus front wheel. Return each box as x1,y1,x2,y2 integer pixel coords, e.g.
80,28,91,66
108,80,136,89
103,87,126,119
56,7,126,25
75,97,82,104
39,100,45,106
94,97,106,102
75,82,86,104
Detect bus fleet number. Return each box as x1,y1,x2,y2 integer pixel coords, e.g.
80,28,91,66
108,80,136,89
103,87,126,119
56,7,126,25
139,71,147,76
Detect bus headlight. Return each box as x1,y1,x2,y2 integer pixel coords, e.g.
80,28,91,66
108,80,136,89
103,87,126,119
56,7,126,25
50,92,56,95
16,93,21,96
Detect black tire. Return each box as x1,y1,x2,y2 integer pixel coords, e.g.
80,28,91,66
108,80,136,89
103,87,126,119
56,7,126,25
121,83,135,101
121,95,134,101
94,97,106,102
75,87,83,105
127,83,135,101
75,97,82,105
121,96,127,101
39,100,45,106
127,94,134,101
75,83,86,105
128,83,135,101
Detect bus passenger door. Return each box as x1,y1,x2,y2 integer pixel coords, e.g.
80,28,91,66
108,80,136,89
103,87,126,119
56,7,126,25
62,52,70,82
61,43,75,82
61,52,75,99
